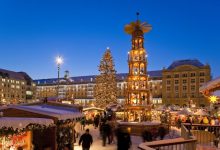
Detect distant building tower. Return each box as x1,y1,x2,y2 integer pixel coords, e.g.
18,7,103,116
124,13,152,122
64,70,70,79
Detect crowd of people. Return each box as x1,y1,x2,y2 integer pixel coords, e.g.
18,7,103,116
176,115,220,128
76,110,132,150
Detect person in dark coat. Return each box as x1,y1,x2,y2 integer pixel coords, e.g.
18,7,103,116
142,130,153,142
116,127,132,150
79,129,93,150
101,121,111,146
94,114,100,129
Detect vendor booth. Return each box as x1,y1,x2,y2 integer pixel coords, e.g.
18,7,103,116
1,102,84,150
0,117,53,150
82,107,104,120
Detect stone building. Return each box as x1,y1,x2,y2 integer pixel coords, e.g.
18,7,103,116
162,59,211,107
34,71,162,106
35,59,211,107
0,68,36,104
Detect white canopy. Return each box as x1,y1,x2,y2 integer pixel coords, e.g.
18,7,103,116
118,121,161,126
155,105,166,111
11,105,84,120
194,109,209,116
200,76,220,92
83,107,104,112
0,117,54,129
177,108,193,115
213,90,220,97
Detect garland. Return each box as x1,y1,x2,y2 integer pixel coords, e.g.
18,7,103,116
0,123,55,137
56,117,83,126
57,125,74,150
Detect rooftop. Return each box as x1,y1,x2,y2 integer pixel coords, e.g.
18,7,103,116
167,59,205,70
0,68,29,80
34,70,162,85
11,104,83,120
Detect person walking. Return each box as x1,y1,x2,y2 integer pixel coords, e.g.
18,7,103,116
75,121,81,138
101,120,111,146
80,117,86,130
116,127,132,150
94,114,100,129
79,129,93,150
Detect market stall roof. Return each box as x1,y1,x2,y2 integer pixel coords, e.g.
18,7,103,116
9,104,84,120
200,76,220,93
155,105,166,111
107,103,123,111
194,109,209,116
177,108,193,115
83,107,104,112
0,117,54,129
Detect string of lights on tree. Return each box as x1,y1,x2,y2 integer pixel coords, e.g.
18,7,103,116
94,48,117,108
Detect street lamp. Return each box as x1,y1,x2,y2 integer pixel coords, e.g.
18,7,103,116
56,56,63,101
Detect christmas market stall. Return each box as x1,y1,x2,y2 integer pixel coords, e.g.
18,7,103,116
82,107,104,120
2,102,84,150
0,117,53,150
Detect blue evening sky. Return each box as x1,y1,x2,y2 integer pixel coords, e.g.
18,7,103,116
0,0,219,79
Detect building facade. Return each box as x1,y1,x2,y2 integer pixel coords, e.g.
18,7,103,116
35,59,211,107
0,69,36,104
162,59,211,107
34,71,162,106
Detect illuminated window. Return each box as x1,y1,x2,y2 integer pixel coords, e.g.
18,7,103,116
200,78,205,83
200,72,205,76
191,79,196,83
191,93,195,98
182,73,187,77
26,91,33,95
191,85,196,91
174,74,179,78
191,73,196,77
183,79,187,84
175,93,179,98
174,80,179,84
175,86,179,91
182,93,187,98
166,75,171,78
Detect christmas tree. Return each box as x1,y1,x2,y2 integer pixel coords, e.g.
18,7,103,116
94,48,117,108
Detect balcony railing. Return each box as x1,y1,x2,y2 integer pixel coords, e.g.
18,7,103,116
138,123,197,150
138,137,197,150
183,123,220,147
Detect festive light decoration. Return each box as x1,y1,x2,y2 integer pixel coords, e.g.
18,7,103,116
124,13,151,122
0,123,55,137
210,95,218,103
57,124,75,150
160,110,171,124
56,118,83,150
94,48,117,108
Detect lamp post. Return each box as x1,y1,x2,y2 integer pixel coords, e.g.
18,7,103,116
56,56,63,101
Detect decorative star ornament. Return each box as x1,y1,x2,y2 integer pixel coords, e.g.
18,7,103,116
210,95,218,103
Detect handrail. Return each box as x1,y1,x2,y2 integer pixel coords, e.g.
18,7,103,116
138,137,197,150
182,123,220,127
